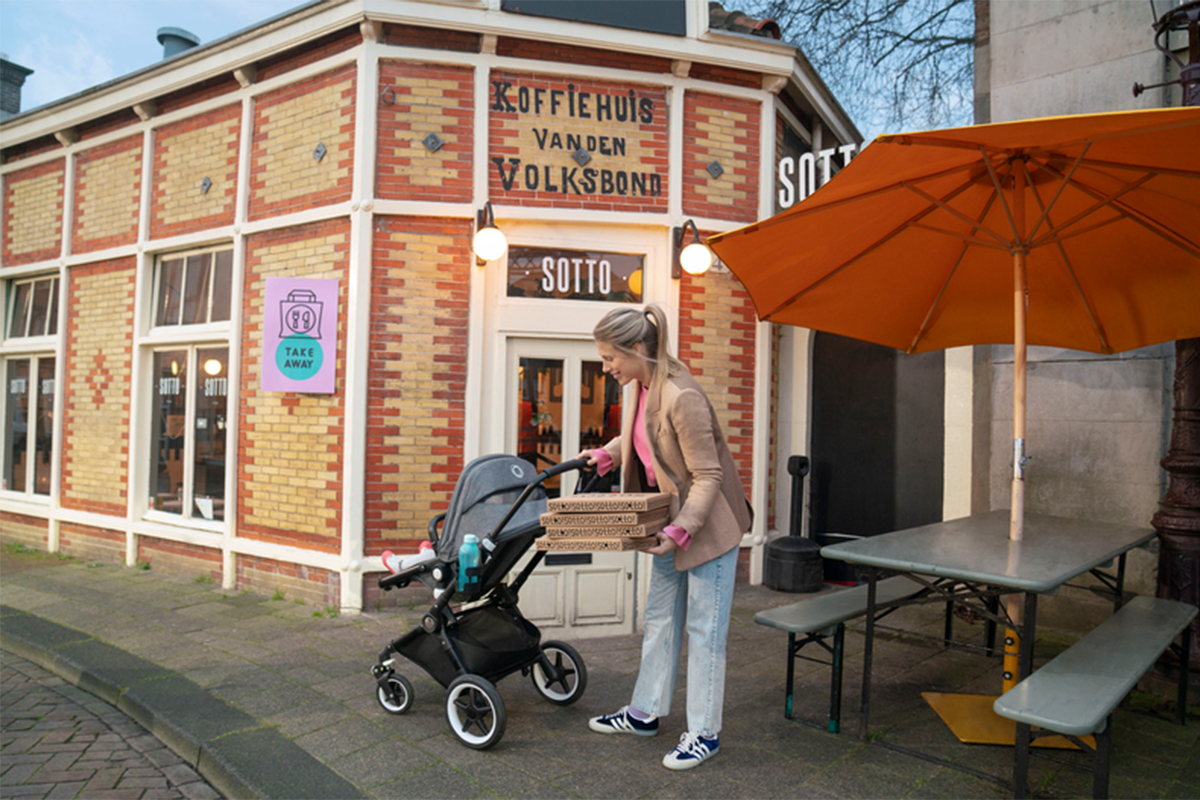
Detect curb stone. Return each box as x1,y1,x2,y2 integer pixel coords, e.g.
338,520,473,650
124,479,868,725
0,604,366,800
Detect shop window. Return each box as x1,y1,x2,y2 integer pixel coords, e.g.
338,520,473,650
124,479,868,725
148,346,229,521
145,245,232,524
7,275,59,338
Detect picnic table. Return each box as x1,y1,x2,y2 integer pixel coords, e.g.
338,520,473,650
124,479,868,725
819,510,1156,744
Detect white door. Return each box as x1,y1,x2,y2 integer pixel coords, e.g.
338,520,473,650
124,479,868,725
504,337,640,640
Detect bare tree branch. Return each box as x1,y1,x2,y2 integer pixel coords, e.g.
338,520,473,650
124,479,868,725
744,0,974,140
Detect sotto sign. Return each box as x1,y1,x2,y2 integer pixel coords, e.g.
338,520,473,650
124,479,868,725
262,277,338,394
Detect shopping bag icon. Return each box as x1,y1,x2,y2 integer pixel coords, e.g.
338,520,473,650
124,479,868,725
279,289,323,340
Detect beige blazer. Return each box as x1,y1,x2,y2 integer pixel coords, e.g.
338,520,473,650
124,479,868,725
602,369,752,571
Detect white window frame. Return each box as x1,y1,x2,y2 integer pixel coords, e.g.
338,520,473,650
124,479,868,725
2,271,61,503
141,244,233,531
5,273,59,343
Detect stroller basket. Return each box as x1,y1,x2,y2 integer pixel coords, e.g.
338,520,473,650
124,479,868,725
395,604,542,688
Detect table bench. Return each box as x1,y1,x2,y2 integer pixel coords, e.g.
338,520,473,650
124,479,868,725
754,575,925,732
993,595,1196,799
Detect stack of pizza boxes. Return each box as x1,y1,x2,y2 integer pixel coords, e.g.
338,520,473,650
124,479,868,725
535,493,671,552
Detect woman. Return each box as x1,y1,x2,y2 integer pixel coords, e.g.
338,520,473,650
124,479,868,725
580,304,752,771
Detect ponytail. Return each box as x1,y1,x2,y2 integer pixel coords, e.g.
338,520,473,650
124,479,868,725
593,304,686,385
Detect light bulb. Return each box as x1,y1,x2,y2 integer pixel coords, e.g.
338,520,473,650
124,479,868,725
204,359,222,376
680,242,714,275
473,226,507,262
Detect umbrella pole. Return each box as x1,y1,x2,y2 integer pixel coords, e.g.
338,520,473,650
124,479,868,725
1004,163,1029,694
1003,246,1028,693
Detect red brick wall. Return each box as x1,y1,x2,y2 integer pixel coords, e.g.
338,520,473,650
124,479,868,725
677,269,757,502
689,63,761,89
257,27,362,83
137,538,222,582
0,512,49,550
59,522,125,564
157,73,242,117
382,24,480,52
495,39,672,74
236,553,340,607
1,135,60,164
78,109,142,143
376,62,473,203
365,216,470,555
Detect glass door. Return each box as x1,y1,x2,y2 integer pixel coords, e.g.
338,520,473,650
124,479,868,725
505,338,639,639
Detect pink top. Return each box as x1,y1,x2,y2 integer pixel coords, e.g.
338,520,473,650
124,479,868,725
589,384,691,551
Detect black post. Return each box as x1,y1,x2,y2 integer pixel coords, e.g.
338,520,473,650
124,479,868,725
1141,0,1200,683
787,455,810,538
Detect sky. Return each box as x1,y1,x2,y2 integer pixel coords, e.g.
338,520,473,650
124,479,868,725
0,0,304,114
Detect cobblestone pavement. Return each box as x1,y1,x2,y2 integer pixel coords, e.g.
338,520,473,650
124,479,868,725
1,653,222,800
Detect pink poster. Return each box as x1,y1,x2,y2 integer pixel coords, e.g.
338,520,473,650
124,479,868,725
261,277,338,394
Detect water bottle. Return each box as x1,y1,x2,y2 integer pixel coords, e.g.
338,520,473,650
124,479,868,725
458,534,481,593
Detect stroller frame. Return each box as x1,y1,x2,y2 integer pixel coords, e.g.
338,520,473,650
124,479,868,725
371,455,592,749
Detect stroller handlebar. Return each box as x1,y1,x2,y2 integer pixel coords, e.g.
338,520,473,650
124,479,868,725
538,457,591,481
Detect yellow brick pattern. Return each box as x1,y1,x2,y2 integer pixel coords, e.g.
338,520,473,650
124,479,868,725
154,116,239,227
681,92,759,223
75,143,142,244
242,225,347,540
368,219,469,539
7,168,63,256
397,81,461,184
251,75,355,210
377,62,473,201
64,264,133,509
690,101,751,208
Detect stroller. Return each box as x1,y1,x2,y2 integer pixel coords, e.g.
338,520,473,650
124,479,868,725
372,454,592,749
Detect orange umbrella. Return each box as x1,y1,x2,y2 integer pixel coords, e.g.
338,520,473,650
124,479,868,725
709,107,1200,707
710,106,1200,544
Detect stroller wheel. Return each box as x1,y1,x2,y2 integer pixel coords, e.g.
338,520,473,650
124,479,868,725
445,675,506,750
376,674,414,715
532,640,588,705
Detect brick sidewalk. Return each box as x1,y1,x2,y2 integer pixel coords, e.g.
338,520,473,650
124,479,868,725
1,653,221,800
2,552,1197,799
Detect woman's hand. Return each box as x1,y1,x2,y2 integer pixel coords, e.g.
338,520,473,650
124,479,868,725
646,532,678,557
576,450,598,467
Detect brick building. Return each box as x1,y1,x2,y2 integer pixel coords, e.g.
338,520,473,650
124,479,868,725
0,0,859,633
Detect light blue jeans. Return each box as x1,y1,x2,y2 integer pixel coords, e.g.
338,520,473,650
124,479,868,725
630,546,738,738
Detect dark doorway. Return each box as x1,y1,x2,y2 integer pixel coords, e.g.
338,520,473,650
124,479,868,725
810,332,945,537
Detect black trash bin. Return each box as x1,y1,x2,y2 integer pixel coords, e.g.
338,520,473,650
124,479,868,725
763,456,823,593
815,532,864,584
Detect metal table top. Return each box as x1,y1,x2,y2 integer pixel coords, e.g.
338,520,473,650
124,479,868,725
819,510,1155,593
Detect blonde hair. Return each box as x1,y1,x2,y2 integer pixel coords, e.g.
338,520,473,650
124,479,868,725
593,304,686,385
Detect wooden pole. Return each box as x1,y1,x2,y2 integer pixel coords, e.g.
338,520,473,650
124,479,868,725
1004,160,1029,694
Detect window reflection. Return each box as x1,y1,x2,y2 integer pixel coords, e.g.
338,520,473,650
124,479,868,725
34,359,54,495
3,360,30,492
151,350,188,513
193,348,227,520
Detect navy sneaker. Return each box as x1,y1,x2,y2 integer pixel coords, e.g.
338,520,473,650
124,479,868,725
587,706,659,736
662,731,719,770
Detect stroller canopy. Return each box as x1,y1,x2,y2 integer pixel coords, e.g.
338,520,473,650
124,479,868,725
437,454,547,561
